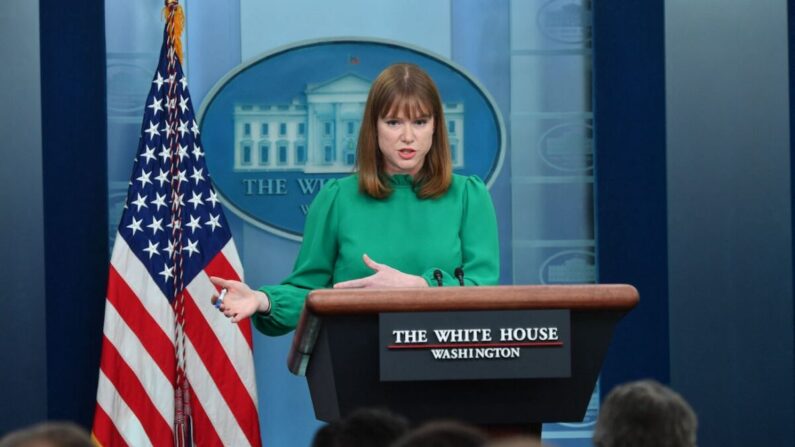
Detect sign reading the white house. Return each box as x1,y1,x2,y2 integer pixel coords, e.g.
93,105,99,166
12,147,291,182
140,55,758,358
198,39,505,241
379,310,571,382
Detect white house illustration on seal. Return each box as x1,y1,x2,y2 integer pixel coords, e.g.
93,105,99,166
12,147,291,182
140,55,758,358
233,73,465,173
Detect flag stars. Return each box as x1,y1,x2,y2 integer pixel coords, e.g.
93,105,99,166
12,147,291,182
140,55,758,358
207,189,219,208
152,72,165,91
177,119,189,138
131,193,148,212
158,145,171,164
176,170,188,187
147,216,164,235
158,263,174,281
184,239,200,258
191,120,200,137
140,146,157,164
186,215,202,234
179,76,188,90
206,213,222,232
177,144,189,162
174,193,185,208
147,97,163,117
188,191,204,209
179,96,189,114
151,192,167,211
190,167,205,185
164,239,175,258
155,169,169,187
145,121,160,139
192,144,204,161
136,169,152,188
162,122,174,139
143,240,160,259
126,217,143,235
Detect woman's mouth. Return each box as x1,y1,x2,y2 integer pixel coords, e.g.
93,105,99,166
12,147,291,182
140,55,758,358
398,148,416,160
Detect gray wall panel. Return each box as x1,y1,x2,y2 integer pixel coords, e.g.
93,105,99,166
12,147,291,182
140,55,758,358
665,0,794,445
0,0,47,433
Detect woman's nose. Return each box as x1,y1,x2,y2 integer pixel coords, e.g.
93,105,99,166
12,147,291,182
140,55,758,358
400,124,415,143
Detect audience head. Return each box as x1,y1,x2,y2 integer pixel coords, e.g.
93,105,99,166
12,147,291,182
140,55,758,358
332,407,409,447
485,435,546,447
0,422,93,447
390,420,488,447
310,420,341,447
593,379,697,447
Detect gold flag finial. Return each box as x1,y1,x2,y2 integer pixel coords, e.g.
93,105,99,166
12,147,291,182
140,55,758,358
162,0,185,64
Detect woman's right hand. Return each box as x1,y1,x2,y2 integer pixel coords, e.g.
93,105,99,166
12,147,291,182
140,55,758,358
209,276,271,323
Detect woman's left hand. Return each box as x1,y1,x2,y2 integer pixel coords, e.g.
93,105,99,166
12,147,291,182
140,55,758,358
333,254,428,289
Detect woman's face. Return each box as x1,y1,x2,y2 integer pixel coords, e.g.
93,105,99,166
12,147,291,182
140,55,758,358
377,108,435,176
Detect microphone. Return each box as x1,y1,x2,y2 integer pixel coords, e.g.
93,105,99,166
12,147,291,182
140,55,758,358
454,267,465,286
433,269,443,287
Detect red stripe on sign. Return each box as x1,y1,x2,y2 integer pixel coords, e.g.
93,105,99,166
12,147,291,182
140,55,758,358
388,341,564,349
99,336,173,447
107,265,176,386
204,252,254,348
188,382,225,447
183,289,262,447
92,402,129,447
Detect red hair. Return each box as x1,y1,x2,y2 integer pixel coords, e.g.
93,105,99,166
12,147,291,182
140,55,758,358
356,63,452,199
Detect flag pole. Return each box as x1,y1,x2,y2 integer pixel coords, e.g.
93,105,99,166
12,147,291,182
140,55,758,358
163,1,191,446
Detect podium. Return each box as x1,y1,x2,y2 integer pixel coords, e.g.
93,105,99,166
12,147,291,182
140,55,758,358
288,285,638,430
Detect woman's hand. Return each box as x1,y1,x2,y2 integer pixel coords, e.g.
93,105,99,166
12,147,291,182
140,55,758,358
333,254,428,289
209,276,270,323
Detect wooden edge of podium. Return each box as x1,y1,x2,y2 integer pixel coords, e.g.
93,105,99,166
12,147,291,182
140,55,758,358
287,284,638,375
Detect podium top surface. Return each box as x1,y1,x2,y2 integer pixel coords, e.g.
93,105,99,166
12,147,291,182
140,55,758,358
305,284,639,315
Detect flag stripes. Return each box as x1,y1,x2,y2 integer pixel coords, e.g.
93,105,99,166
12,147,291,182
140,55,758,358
92,403,128,447
101,301,175,423
99,337,174,446
185,338,253,446
107,265,176,385
96,371,153,447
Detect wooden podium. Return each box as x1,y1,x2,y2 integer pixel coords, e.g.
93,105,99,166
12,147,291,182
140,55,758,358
288,285,638,430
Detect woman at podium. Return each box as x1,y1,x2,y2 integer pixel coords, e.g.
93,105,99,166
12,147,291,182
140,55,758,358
211,63,500,335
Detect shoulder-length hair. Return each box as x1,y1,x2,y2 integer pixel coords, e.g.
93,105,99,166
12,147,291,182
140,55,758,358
356,63,452,199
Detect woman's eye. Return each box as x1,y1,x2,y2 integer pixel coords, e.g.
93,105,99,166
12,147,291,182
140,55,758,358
386,120,399,126
414,119,428,126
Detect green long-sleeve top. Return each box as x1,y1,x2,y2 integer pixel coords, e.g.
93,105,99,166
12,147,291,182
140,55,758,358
252,173,500,336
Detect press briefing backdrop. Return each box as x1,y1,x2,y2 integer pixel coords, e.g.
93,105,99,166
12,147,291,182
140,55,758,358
104,1,595,445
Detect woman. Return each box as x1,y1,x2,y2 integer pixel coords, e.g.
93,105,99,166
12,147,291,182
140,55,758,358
211,63,499,336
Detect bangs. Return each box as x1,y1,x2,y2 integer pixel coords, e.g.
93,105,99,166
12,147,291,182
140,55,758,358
380,95,432,119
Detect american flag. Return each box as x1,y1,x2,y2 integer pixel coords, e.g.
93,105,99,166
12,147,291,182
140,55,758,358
92,4,262,446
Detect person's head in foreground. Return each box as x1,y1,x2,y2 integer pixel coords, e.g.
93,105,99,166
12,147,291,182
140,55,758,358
357,62,452,199
390,420,488,447
0,422,93,447
593,379,698,447
331,407,409,447
485,435,547,447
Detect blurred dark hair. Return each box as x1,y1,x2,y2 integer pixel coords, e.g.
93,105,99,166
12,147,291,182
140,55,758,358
593,379,697,447
391,420,487,447
311,420,342,447
485,435,547,447
333,407,410,447
0,422,93,447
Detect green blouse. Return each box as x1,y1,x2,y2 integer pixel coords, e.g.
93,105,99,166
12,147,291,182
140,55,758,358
252,173,500,336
